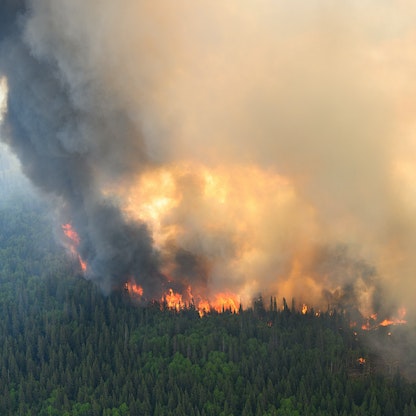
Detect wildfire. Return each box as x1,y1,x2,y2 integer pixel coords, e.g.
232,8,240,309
163,289,183,311
161,288,240,315
378,318,407,327
124,281,144,297
301,304,308,315
197,300,211,316
62,223,80,245
104,162,314,303
209,292,240,313
361,308,407,331
78,257,87,273
122,281,241,317
62,223,87,272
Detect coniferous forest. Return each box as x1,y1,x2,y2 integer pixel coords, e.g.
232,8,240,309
1,197,416,416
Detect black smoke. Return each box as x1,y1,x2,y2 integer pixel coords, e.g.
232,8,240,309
0,1,165,295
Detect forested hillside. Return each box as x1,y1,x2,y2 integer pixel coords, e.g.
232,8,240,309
1,198,416,416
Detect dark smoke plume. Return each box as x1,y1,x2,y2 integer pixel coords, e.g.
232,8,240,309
0,1,164,295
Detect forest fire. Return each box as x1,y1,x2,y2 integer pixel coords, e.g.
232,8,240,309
357,357,366,365
124,281,144,298
58,220,411,325
361,309,407,331
62,223,80,245
163,289,183,311
61,223,87,272
123,280,240,316
108,163,309,297
209,292,240,313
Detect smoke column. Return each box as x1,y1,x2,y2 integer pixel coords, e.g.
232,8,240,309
0,0,166,295
1,1,416,318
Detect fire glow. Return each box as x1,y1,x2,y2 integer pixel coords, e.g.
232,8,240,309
105,162,324,307
124,281,144,298
360,308,407,331
62,223,87,273
123,281,240,316
60,218,410,325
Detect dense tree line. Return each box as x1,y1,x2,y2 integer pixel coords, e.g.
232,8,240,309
0,198,416,415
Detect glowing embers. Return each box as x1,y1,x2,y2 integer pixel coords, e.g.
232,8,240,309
62,223,87,272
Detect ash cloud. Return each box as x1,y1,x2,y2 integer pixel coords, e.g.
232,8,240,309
1,0,416,327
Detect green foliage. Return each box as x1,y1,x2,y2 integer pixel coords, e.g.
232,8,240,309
0,198,416,415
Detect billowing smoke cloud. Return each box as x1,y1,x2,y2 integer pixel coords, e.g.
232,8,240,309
0,0,166,295
1,0,416,319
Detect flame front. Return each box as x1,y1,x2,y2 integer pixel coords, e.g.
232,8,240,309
123,280,241,317
161,287,240,316
209,292,240,314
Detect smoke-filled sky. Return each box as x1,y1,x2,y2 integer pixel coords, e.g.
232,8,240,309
1,0,416,317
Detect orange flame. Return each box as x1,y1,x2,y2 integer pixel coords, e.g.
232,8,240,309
78,257,87,273
62,223,80,245
197,300,211,316
160,285,240,316
125,281,144,297
62,223,87,272
106,162,310,307
361,308,407,330
209,292,240,313
301,304,308,315
379,318,407,327
163,289,183,311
